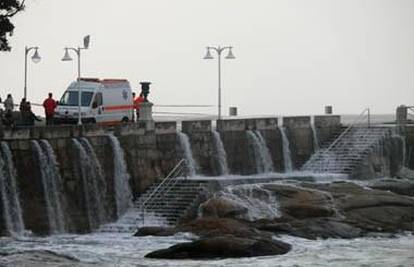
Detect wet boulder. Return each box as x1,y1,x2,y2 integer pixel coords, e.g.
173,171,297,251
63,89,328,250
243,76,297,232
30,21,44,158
262,183,336,219
200,196,248,218
134,226,178,237
145,235,291,259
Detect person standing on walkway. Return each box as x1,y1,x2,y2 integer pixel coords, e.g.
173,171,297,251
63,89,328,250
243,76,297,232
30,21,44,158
42,93,57,125
3,94,14,126
133,92,145,121
4,94,14,113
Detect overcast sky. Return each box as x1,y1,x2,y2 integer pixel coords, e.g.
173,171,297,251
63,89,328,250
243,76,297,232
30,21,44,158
0,0,413,117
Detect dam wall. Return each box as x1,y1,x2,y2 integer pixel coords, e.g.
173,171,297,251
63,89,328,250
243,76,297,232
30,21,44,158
0,116,411,236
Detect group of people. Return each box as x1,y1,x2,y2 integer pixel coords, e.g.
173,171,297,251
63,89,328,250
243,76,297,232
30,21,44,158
0,93,58,127
0,94,39,127
1,90,142,127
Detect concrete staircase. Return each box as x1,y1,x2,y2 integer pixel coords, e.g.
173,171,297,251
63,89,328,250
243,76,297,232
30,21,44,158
137,179,209,225
99,179,209,233
302,126,392,175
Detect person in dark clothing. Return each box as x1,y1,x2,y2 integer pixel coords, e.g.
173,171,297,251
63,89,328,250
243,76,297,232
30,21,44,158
25,102,41,126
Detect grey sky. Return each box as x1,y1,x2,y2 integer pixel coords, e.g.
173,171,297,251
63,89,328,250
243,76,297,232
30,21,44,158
0,0,413,117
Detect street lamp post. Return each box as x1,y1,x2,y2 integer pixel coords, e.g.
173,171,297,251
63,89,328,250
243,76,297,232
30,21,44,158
203,46,235,120
62,35,90,125
24,46,41,100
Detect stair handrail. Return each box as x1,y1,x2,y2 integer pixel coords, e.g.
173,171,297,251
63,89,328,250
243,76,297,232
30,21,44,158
302,108,370,170
139,158,186,224
144,163,186,211
325,108,370,152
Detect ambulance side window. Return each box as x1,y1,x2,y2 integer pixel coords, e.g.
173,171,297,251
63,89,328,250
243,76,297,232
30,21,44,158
93,93,103,108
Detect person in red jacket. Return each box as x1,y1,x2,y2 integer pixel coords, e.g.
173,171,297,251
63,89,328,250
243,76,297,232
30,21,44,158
133,92,145,121
43,93,57,125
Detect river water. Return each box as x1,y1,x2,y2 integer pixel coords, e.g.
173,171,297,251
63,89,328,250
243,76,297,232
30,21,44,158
0,232,413,266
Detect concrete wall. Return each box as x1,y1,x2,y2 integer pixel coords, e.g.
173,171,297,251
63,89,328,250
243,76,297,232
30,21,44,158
181,120,217,175
0,117,346,236
314,115,342,147
402,126,414,169
282,116,313,169
217,118,283,174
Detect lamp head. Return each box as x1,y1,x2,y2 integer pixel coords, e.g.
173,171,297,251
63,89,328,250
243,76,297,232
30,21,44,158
61,48,73,61
225,47,235,59
83,35,90,49
31,48,41,64
203,48,213,60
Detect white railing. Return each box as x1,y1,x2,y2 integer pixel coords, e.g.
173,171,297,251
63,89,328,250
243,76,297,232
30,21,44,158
302,108,371,171
138,159,187,224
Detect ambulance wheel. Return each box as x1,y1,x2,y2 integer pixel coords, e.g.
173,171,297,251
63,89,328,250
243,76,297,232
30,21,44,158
121,117,129,123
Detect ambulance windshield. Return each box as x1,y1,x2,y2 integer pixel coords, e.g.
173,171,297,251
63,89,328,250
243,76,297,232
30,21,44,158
59,91,94,107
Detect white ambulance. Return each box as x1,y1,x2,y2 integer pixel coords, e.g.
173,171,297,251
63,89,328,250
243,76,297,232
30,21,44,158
54,78,134,125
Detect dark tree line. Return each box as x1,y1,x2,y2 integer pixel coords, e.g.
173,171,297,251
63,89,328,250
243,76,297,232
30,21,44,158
0,0,25,52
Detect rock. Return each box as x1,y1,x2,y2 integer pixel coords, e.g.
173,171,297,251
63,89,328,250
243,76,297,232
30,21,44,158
145,235,291,259
299,181,414,233
200,196,248,218
257,218,362,240
178,217,268,239
262,183,337,219
134,226,177,237
369,178,414,196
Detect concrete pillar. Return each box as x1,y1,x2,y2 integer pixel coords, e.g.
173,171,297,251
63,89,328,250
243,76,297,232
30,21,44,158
396,105,407,125
139,102,155,131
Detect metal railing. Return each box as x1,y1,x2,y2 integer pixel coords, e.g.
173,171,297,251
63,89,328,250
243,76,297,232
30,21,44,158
302,108,372,171
138,159,187,224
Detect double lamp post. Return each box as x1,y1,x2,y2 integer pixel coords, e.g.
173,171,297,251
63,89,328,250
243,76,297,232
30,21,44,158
23,36,90,126
203,46,235,120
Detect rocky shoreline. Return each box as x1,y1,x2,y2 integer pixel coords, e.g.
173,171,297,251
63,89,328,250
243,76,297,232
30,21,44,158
139,169,414,259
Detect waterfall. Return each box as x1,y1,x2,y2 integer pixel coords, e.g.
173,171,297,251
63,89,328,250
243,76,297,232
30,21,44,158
0,142,25,236
107,135,133,217
177,132,197,177
72,138,107,230
31,140,66,234
217,184,280,221
246,130,274,174
212,130,229,175
279,126,293,172
311,124,320,152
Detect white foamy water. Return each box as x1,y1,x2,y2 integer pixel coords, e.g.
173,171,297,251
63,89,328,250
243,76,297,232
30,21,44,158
177,132,197,177
72,138,107,230
311,123,320,152
107,135,133,217
219,183,280,221
212,130,229,175
246,130,274,174
0,233,413,266
31,140,66,234
279,126,293,172
0,142,25,236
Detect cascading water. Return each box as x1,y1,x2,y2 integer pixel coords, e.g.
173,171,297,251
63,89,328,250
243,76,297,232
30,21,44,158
177,132,197,177
72,138,107,230
246,130,274,173
107,135,133,217
31,140,66,234
217,183,280,221
279,126,293,172
212,130,229,175
0,141,25,236
311,124,320,152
